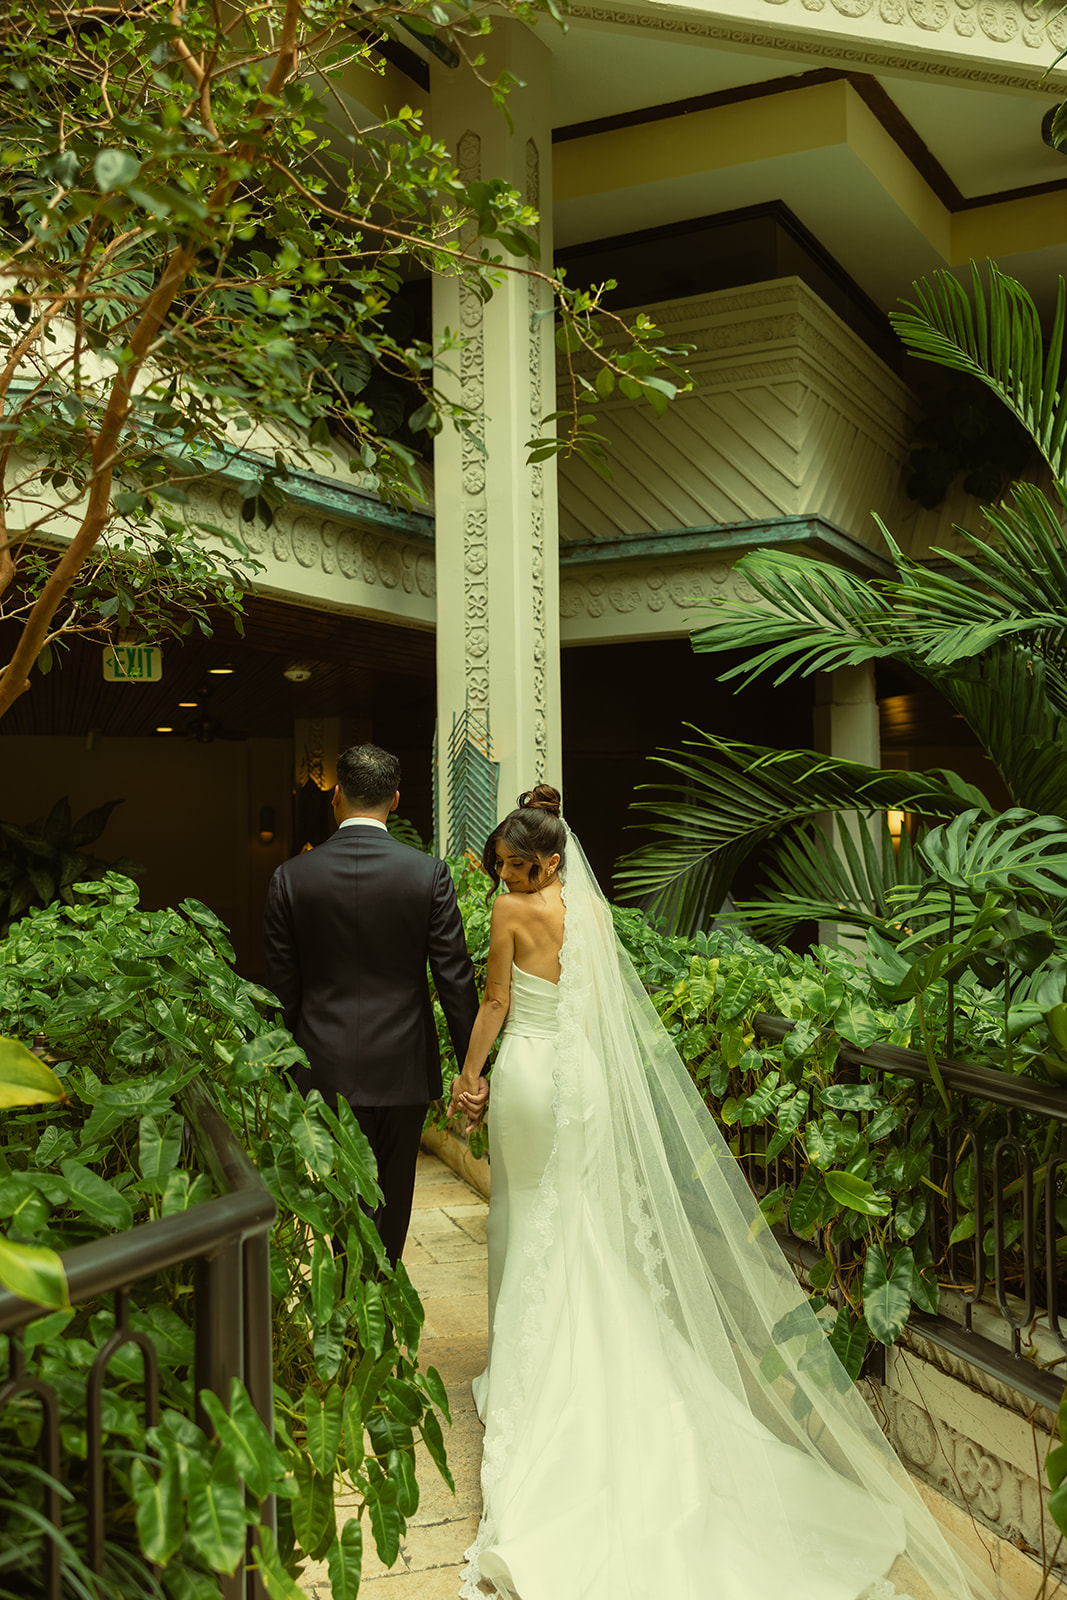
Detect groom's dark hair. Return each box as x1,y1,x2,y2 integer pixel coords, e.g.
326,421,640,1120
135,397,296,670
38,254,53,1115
336,744,401,809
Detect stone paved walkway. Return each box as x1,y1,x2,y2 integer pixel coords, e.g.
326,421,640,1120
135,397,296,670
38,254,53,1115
299,1149,487,1599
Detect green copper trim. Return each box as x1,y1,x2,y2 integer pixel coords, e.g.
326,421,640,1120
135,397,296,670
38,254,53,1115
559,516,894,579
211,457,435,545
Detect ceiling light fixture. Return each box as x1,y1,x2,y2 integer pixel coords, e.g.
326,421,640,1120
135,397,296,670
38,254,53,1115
283,662,313,683
178,700,198,708
208,664,235,675
155,725,174,734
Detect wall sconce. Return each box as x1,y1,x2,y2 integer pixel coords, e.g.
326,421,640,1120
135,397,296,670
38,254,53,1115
887,809,907,851
258,805,276,844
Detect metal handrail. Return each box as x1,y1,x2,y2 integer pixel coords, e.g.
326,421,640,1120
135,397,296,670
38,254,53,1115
0,1072,277,1600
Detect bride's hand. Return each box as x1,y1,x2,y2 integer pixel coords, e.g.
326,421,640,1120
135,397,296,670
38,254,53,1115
449,1072,489,1132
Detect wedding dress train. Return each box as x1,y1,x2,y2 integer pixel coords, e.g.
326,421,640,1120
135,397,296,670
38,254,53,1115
460,840,998,1600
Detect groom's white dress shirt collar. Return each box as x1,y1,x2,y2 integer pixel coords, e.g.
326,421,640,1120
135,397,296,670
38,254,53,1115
339,817,388,831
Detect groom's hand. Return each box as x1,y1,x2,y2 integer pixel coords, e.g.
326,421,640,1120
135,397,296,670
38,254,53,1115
449,1073,489,1133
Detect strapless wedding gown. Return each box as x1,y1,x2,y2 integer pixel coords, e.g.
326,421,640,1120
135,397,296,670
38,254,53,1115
460,964,914,1600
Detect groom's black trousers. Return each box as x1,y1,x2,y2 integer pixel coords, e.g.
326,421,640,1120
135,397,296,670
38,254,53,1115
351,1103,427,1268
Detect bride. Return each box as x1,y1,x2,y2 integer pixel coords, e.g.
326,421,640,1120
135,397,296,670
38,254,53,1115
447,786,997,1600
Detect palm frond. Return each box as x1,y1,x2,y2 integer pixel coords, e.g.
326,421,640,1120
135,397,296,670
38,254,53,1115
891,263,1067,478
731,814,925,945
614,729,986,931
687,551,897,689
922,643,1067,815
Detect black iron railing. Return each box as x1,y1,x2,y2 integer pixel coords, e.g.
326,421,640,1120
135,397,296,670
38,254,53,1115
749,1014,1067,1411
0,1077,276,1599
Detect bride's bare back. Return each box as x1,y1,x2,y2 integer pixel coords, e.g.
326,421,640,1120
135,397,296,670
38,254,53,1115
500,881,565,984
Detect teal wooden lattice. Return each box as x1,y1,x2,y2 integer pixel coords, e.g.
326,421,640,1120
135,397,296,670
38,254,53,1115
445,703,499,859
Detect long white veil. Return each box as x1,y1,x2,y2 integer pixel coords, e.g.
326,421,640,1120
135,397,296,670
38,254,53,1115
462,826,999,1600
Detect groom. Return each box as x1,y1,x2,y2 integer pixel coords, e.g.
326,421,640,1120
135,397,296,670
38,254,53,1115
263,743,479,1265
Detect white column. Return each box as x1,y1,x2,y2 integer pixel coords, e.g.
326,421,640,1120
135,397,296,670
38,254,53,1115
814,663,881,770
814,663,881,947
431,25,560,852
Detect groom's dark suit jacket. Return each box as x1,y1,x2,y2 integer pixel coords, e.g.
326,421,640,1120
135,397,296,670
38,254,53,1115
263,825,477,1108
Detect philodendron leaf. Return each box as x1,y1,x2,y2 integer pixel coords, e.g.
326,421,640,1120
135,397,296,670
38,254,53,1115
0,1039,64,1107
310,1237,338,1326
823,1169,892,1218
253,1529,306,1600
0,1234,70,1309
304,1384,343,1477
367,1470,401,1566
287,1091,335,1178
131,1446,184,1565
828,1308,871,1383
186,1448,245,1574
864,1243,915,1345
200,1378,286,1502
326,1520,363,1600
60,1159,134,1230
138,1113,183,1183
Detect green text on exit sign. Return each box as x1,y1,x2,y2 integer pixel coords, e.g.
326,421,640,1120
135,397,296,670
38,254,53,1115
103,644,163,683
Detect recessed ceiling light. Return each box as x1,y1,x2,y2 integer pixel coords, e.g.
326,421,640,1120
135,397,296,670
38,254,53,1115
155,726,174,734
208,663,235,675
178,700,198,708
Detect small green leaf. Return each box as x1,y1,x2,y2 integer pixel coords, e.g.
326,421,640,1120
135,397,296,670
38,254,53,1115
94,149,142,192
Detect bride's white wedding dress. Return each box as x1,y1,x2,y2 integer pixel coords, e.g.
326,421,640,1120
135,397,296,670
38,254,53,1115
460,838,997,1600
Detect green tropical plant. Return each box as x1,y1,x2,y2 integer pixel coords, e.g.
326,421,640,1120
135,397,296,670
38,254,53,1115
0,877,452,1595
619,266,1067,974
0,796,142,935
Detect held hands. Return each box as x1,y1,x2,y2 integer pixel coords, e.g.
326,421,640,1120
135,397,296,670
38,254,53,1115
448,1071,489,1134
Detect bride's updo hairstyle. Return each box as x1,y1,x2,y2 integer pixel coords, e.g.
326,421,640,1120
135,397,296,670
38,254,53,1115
481,785,566,895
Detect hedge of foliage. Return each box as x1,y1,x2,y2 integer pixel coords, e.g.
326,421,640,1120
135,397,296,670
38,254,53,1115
0,878,451,1598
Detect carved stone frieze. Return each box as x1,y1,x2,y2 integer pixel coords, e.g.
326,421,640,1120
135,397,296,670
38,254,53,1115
527,137,549,781
560,557,736,632
185,481,436,606
879,1382,1061,1570
569,1,1067,86
456,130,490,711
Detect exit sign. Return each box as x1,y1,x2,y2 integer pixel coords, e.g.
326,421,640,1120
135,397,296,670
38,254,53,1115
103,644,163,683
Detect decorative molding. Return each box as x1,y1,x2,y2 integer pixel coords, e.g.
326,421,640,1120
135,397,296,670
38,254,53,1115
569,1,1067,88
458,129,490,709
209,487,435,601
879,1383,1060,1569
527,136,549,782
559,557,740,638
